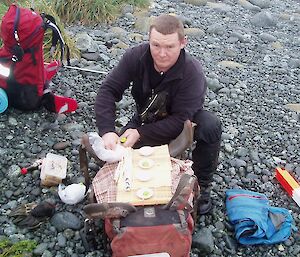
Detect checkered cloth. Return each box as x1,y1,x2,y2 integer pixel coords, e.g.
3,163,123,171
92,158,194,204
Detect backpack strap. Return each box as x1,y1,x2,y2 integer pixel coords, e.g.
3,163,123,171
79,144,91,189
41,14,71,66
163,173,200,221
83,202,137,220
11,6,24,63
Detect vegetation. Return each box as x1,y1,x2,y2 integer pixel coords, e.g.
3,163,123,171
0,238,37,257
0,0,149,25
52,0,149,25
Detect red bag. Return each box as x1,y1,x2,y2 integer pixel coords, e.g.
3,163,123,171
105,207,194,257
0,4,66,110
82,158,199,257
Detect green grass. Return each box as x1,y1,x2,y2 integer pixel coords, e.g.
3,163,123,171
52,0,149,25
0,3,8,20
0,238,37,257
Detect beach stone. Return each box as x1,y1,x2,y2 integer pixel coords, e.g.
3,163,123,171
183,0,207,6
50,212,82,232
218,61,244,69
206,2,232,12
192,227,214,254
52,141,71,150
75,33,98,52
238,0,261,11
251,11,277,27
248,0,271,8
34,243,49,255
184,28,205,37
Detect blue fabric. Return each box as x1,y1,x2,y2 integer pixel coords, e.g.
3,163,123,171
226,189,296,245
0,88,8,113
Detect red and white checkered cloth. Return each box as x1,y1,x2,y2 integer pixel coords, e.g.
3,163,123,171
92,158,194,204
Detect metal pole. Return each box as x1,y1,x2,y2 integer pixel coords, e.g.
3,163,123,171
44,62,108,75
62,65,108,75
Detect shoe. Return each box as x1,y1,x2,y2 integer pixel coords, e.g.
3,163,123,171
9,202,37,217
53,94,78,114
197,187,212,215
42,92,78,114
9,201,56,229
30,201,56,218
16,215,46,230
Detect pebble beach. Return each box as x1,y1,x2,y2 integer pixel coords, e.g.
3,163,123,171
1,0,300,256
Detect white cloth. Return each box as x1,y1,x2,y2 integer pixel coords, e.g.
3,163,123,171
88,132,125,163
58,183,86,205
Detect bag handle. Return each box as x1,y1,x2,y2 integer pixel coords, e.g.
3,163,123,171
79,144,91,189
164,173,199,220
83,202,137,220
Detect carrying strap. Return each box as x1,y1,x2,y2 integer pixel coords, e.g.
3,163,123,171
112,209,188,235
83,202,137,220
164,173,199,211
79,144,91,189
42,14,70,65
11,6,24,63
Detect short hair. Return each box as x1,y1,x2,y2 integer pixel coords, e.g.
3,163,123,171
149,14,185,41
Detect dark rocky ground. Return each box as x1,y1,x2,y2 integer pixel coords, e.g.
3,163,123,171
1,0,300,256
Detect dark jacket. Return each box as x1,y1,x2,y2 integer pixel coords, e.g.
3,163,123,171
95,43,207,145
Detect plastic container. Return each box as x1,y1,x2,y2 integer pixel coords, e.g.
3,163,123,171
0,88,8,114
40,153,68,186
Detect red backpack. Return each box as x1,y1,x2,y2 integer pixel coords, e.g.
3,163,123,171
0,4,70,111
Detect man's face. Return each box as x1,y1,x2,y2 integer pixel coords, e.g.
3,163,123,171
149,28,187,73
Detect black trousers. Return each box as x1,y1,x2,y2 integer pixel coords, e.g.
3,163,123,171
192,110,222,187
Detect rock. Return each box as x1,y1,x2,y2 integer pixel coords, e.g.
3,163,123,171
184,28,205,37
81,52,100,61
192,227,214,254
109,27,127,39
128,33,144,42
183,0,207,6
206,2,232,12
259,32,277,42
33,243,49,255
7,165,21,179
207,24,225,35
218,61,244,69
52,141,71,150
134,12,154,33
238,0,261,11
248,0,271,8
50,212,82,231
206,77,222,92
75,33,98,52
251,11,277,27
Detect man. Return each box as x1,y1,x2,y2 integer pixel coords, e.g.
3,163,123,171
95,14,222,214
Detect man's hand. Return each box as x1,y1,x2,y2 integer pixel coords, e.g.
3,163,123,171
102,132,119,150
120,128,140,148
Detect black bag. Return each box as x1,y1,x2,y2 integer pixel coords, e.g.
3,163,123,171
139,91,169,123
